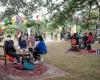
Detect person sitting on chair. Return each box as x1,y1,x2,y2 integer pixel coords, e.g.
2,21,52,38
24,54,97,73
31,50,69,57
86,32,93,50
33,36,47,63
4,35,20,64
18,35,27,49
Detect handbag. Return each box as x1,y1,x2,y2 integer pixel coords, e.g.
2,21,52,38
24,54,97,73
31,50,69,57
22,58,35,70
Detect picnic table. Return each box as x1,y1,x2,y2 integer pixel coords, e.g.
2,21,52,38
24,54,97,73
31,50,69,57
18,49,31,59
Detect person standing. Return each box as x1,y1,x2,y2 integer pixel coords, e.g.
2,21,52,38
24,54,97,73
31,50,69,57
43,31,46,40
60,31,65,41
51,31,53,40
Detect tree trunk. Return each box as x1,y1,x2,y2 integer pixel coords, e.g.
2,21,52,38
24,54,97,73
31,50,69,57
95,0,100,22
89,1,92,20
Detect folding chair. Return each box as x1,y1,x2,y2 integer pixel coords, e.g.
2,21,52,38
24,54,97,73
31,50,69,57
39,49,47,62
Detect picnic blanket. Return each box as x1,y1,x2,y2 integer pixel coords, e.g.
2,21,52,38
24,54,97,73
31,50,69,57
79,49,96,55
66,48,99,55
0,60,67,80
0,60,47,78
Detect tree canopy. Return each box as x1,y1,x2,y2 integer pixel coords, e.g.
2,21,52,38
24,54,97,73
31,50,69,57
0,0,100,29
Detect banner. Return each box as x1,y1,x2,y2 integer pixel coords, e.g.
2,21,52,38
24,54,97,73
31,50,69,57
11,18,16,24
4,18,9,25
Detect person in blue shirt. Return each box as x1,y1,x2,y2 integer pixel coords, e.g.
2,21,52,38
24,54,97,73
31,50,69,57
33,36,47,62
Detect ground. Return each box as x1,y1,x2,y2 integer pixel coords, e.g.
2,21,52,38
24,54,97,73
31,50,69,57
0,38,100,80
44,41,100,80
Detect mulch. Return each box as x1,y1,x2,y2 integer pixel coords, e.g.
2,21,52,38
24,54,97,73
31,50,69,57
0,60,47,80
0,60,67,80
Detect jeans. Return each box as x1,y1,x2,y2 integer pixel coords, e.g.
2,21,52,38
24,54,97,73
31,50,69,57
32,50,40,61
7,52,20,63
28,48,33,53
87,43,91,50
83,43,87,49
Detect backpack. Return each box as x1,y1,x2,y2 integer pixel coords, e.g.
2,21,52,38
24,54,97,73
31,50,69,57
22,58,35,70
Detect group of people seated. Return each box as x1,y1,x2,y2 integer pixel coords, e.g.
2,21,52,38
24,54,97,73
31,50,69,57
4,33,47,65
71,32,94,51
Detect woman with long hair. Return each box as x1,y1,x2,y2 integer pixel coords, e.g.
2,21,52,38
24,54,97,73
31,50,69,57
32,36,47,63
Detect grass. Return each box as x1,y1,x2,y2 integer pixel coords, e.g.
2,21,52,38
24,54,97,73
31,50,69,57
44,41,100,80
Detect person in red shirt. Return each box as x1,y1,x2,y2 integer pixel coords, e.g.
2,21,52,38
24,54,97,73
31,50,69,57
86,32,93,50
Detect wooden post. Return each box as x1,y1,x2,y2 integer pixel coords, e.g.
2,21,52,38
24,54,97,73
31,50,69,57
3,46,7,66
0,45,7,66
